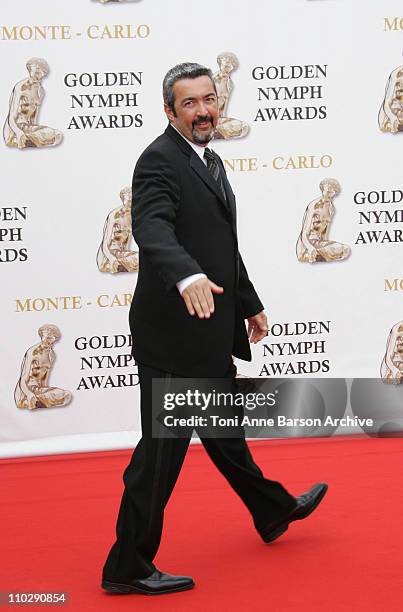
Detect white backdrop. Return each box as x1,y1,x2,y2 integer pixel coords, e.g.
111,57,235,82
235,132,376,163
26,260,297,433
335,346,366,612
1,0,402,457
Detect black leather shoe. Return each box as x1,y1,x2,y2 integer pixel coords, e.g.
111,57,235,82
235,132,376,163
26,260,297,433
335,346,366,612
258,482,328,543
102,569,195,595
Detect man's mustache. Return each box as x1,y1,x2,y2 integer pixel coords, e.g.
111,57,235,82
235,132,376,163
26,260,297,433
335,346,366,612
192,116,214,129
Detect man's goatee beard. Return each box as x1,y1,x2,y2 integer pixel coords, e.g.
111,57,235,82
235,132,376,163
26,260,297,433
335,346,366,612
192,127,214,144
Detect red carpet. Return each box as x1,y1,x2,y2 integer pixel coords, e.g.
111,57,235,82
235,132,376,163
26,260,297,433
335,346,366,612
1,437,402,611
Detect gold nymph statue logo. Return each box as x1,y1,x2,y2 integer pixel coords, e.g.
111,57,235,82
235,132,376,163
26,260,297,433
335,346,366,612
97,186,139,273
381,321,403,384
213,52,249,140
15,325,72,410
296,178,350,263
379,65,403,133
3,58,63,149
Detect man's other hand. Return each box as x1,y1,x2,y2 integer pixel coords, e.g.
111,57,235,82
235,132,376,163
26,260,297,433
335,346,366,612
181,278,224,319
247,311,268,344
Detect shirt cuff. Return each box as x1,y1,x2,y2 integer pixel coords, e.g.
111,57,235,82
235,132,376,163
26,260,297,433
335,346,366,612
176,273,207,295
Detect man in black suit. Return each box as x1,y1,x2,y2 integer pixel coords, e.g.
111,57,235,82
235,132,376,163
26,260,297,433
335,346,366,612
101,63,328,596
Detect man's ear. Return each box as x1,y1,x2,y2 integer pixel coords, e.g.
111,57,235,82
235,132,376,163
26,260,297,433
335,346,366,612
164,104,175,123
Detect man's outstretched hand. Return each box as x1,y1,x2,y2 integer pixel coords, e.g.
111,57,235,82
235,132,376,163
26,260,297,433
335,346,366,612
181,278,224,319
181,281,268,342
247,311,268,344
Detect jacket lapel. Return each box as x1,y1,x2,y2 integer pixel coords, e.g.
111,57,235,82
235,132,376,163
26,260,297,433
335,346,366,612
189,152,229,210
165,123,234,221
214,152,236,223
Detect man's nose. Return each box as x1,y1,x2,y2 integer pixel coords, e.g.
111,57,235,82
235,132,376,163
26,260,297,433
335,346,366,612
196,101,209,116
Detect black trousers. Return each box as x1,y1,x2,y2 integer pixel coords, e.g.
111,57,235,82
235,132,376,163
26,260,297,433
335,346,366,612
102,362,297,581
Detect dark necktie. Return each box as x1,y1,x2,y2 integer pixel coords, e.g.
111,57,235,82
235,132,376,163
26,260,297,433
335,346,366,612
203,147,227,201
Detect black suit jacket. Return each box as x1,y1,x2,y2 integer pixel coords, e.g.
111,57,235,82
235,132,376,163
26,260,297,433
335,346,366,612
129,124,263,376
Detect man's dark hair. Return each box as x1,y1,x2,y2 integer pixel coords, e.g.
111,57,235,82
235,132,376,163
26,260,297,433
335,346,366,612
163,62,215,116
